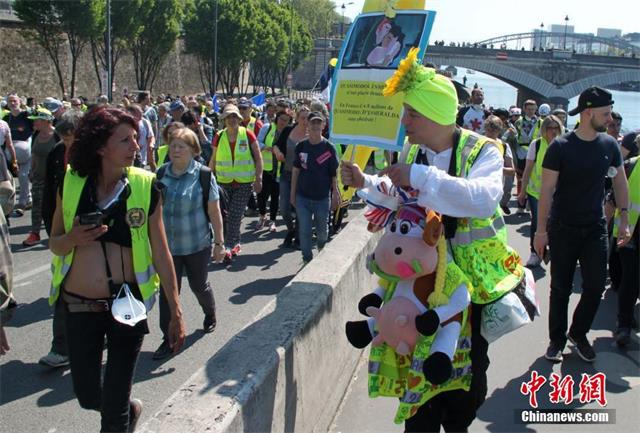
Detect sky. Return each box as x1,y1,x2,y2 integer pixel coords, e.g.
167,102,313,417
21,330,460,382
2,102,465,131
339,0,638,44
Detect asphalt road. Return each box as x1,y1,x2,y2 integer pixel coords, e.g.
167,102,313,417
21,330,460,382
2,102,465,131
0,204,346,433
331,208,640,433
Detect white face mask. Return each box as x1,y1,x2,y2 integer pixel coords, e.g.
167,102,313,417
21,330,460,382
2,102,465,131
111,283,147,326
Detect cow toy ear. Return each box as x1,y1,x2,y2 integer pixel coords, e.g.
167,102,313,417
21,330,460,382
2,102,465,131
422,210,443,246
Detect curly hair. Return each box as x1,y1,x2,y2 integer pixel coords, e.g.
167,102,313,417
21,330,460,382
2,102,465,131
68,106,137,178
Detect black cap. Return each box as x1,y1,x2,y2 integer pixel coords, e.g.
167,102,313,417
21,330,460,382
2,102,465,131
568,86,614,116
308,111,326,122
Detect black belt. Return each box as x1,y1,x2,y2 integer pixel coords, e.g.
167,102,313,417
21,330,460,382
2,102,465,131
62,292,111,313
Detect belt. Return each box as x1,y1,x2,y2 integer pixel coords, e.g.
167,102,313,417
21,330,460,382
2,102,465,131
62,292,111,313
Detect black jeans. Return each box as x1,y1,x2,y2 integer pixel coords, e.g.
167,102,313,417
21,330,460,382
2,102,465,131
51,295,68,356
548,219,608,345
405,389,476,432
159,246,216,341
64,295,147,432
617,244,639,328
257,170,280,221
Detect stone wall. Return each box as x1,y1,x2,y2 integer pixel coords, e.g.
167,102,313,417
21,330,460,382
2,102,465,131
0,20,215,100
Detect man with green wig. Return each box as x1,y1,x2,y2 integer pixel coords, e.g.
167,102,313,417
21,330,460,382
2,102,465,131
342,48,525,431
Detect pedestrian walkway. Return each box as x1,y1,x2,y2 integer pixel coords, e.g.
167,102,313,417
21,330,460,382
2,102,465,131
330,213,640,433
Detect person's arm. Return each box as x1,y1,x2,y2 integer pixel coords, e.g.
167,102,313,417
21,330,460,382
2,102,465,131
147,132,156,172
257,124,270,150
249,136,263,193
612,165,631,246
3,132,16,167
49,192,108,256
503,155,516,176
147,199,186,353
401,144,504,218
533,168,559,258
208,199,225,261
291,166,300,207
518,158,535,203
208,133,219,173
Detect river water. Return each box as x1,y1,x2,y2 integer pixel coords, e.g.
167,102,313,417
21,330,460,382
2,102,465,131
455,68,640,133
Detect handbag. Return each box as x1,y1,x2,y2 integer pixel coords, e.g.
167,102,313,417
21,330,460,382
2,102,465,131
480,267,540,343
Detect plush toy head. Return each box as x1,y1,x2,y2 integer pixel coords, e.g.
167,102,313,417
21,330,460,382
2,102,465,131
373,206,442,280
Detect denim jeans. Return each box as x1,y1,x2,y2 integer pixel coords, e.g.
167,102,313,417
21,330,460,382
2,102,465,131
548,219,608,345
64,293,147,432
296,194,330,262
527,194,539,252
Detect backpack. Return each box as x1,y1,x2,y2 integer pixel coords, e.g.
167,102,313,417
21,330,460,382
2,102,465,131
156,163,228,234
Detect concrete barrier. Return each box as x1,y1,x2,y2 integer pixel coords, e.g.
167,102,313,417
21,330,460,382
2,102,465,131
138,212,380,433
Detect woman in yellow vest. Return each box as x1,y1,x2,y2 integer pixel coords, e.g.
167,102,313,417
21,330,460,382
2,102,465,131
517,115,563,267
209,104,263,263
48,106,186,432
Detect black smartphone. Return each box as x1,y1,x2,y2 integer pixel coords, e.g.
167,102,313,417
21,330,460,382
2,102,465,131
543,246,551,265
79,211,104,226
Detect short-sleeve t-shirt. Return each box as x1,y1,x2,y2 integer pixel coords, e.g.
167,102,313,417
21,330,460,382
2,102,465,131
3,111,33,142
293,138,338,200
543,131,622,226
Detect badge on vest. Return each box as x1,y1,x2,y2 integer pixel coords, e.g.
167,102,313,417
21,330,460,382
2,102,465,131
238,139,248,152
125,208,146,228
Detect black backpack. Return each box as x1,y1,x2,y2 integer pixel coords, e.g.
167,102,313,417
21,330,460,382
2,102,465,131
156,164,228,231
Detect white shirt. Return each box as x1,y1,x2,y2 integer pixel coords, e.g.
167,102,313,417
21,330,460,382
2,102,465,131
364,143,504,219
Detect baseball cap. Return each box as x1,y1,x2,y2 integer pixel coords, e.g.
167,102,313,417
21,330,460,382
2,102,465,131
308,111,326,122
169,100,185,112
509,107,522,116
28,107,55,121
237,97,251,108
568,86,614,116
552,108,567,116
42,97,63,113
538,103,551,116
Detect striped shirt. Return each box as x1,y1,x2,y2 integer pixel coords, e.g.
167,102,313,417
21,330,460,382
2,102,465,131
159,159,219,256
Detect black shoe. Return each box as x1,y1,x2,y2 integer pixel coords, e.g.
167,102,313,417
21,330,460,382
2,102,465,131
152,340,173,360
282,231,294,247
500,205,511,215
614,327,631,348
567,333,596,362
544,341,564,362
128,398,143,432
203,314,217,333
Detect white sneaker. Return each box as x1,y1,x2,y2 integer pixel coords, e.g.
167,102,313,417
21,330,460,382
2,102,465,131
39,351,70,368
516,207,527,215
526,253,542,268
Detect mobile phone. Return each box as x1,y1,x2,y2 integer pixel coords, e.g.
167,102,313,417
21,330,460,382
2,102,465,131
543,246,551,265
79,211,104,226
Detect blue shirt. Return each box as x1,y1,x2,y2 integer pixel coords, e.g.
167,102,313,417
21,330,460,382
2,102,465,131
159,159,219,256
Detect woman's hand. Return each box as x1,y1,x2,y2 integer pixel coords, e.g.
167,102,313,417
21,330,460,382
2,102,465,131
212,244,225,263
66,217,108,247
253,178,262,194
168,313,186,353
517,191,527,207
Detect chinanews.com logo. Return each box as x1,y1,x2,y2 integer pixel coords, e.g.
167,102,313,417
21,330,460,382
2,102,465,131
516,371,616,424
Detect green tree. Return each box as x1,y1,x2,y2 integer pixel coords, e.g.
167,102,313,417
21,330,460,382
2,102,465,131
90,0,143,97
128,0,184,92
182,0,218,93
14,0,67,95
293,0,339,39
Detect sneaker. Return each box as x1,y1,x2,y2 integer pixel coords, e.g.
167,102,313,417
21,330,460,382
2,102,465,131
230,244,241,256
614,327,631,348
12,208,24,217
22,232,41,247
268,221,277,232
152,340,173,360
256,216,267,230
203,314,217,333
525,253,542,268
500,205,511,215
516,207,526,215
128,398,143,432
567,333,596,362
544,342,564,362
223,251,233,265
282,231,294,247
39,351,70,368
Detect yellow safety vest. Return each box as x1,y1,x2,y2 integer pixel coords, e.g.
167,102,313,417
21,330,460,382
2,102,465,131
262,124,276,172
247,116,256,134
49,166,160,306
374,149,388,170
613,157,640,239
406,130,524,304
215,127,256,184
368,251,472,424
525,137,550,200
156,144,169,165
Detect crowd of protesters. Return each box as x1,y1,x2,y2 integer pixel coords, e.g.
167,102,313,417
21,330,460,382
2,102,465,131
0,81,638,432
